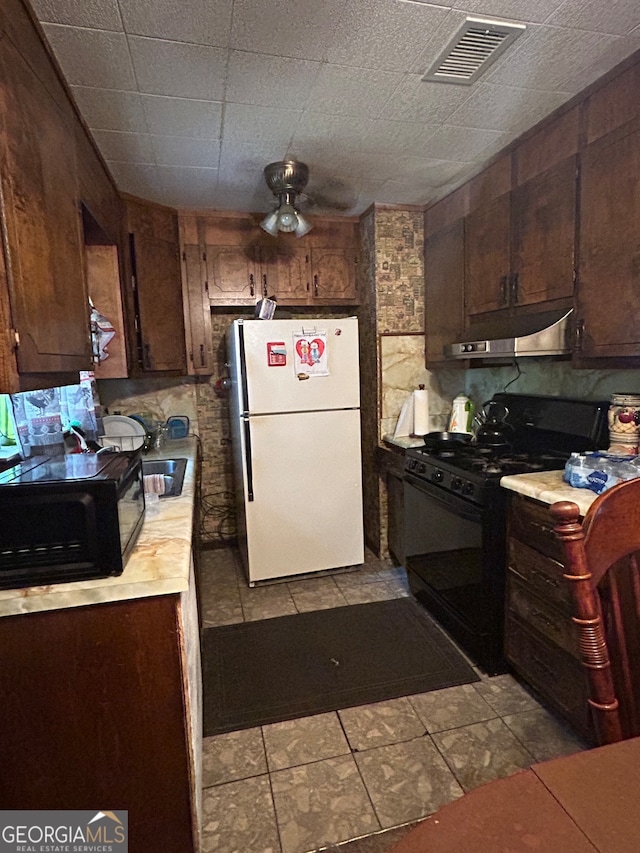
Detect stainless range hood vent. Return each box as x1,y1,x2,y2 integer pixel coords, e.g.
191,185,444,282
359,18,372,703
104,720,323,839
445,309,573,360
422,17,526,85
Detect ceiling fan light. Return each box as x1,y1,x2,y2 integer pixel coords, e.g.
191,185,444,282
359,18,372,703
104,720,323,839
294,212,312,237
277,204,298,232
260,210,280,236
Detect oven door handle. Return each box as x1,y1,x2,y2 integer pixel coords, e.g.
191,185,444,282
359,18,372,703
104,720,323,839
404,473,482,524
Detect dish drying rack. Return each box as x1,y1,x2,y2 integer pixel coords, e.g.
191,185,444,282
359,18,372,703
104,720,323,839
96,434,150,452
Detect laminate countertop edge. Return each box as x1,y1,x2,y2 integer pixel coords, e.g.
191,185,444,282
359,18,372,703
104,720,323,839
0,437,198,618
500,470,598,517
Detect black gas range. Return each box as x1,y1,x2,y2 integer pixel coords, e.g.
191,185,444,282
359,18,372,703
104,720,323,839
403,393,609,675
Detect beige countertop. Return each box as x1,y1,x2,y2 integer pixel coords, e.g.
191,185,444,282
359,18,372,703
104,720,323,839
0,437,198,618
500,469,599,517
382,434,425,450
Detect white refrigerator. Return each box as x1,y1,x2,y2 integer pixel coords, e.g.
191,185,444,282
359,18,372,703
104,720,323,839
227,317,364,584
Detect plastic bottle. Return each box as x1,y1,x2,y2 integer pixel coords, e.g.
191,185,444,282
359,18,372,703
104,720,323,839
564,452,580,485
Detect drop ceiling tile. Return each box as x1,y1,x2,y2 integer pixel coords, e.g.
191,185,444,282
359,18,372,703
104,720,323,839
327,0,451,71
357,118,440,157
215,168,270,213
118,0,233,45
30,0,123,30
560,34,640,92
218,140,283,178
156,164,219,192
226,51,322,109
446,82,571,132
394,156,474,186
140,95,222,138
375,179,434,205
152,135,221,166
291,113,369,152
106,161,160,196
459,0,566,23
41,24,136,89
128,36,227,99
154,165,219,208
485,24,619,91
71,86,148,132
423,124,506,161
222,103,301,148
305,65,404,118
382,75,475,125
547,0,640,35
230,0,346,61
92,129,155,162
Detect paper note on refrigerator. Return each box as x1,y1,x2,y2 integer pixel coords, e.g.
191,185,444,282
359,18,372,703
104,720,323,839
293,331,329,377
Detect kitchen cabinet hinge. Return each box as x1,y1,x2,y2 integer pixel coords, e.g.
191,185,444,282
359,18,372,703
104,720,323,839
130,274,137,291
204,280,209,294
182,250,186,262
12,329,19,350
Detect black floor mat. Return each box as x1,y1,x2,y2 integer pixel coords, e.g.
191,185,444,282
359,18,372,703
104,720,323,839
202,598,479,736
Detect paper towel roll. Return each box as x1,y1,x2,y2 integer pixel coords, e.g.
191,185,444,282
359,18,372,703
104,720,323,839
413,388,430,436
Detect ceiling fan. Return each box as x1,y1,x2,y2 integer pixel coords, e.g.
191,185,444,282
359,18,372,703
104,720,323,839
260,160,313,238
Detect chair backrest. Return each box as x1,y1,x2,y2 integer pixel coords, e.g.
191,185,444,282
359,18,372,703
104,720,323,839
550,477,640,746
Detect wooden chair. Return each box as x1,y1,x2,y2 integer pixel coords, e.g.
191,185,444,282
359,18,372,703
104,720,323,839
550,477,640,746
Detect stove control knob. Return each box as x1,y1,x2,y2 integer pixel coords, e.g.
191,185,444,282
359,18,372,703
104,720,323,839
431,470,444,483
407,459,417,471
451,476,463,490
461,482,475,497
417,462,427,475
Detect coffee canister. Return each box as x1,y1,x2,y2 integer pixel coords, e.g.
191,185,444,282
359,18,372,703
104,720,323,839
608,393,640,454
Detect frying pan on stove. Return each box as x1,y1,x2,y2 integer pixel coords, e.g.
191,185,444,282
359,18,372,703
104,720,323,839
422,431,473,451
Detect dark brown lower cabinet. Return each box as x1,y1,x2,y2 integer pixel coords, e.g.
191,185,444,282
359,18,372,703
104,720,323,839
505,494,594,742
0,591,200,852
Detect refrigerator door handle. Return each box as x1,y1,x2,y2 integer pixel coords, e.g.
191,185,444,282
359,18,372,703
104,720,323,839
242,414,255,501
237,322,254,501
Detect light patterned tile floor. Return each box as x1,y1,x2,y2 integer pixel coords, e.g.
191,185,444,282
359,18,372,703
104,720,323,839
198,547,590,853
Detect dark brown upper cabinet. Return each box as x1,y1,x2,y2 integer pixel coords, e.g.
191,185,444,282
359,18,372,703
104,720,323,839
465,157,576,323
576,116,640,361
0,21,90,390
194,213,358,307
124,199,187,375
425,219,465,368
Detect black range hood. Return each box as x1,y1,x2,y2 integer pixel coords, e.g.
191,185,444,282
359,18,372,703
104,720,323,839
445,308,573,360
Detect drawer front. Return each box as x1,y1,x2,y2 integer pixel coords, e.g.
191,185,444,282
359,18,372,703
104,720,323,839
507,574,579,657
508,538,572,613
509,495,565,561
505,614,592,740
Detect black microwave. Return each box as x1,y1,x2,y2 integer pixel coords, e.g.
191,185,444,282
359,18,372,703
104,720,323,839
0,451,145,590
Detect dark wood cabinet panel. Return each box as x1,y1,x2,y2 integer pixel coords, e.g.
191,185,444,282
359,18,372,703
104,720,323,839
0,595,198,851
464,193,512,317
126,199,187,373
181,242,213,375
0,33,90,378
511,156,577,309
506,494,593,741
309,246,357,303
425,219,465,367
576,117,640,360
198,213,357,306
206,244,257,304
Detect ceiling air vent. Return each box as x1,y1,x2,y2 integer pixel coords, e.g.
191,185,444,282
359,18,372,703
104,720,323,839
422,17,526,85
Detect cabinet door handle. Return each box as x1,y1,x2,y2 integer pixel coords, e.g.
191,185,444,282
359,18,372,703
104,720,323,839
200,344,205,366
575,319,584,352
143,343,152,369
499,275,508,305
510,272,519,303
262,274,268,297
314,274,319,296
249,273,254,296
